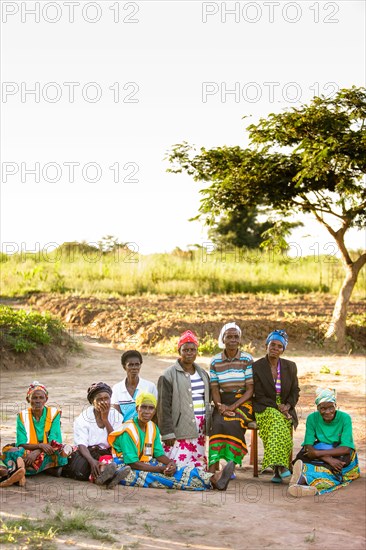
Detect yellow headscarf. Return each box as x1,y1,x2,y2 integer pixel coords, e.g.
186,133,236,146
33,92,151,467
135,392,157,408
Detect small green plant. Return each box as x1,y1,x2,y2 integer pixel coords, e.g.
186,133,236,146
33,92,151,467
320,365,331,374
304,528,316,543
198,334,220,355
0,305,64,353
0,518,57,549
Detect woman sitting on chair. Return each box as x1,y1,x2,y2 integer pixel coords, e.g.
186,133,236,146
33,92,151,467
253,330,300,483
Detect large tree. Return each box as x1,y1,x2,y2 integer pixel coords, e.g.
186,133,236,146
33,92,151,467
167,87,366,349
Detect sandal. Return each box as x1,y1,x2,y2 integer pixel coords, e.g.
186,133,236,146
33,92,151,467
215,461,235,491
95,462,117,485
106,466,132,489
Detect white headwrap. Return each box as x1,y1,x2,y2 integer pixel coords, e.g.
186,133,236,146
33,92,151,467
218,322,242,349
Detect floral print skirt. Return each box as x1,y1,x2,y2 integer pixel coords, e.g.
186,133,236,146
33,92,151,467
163,415,207,469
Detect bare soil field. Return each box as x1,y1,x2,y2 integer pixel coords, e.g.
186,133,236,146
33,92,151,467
6,292,363,355
1,338,365,550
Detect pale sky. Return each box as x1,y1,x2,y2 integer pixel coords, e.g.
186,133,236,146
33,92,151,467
1,1,365,255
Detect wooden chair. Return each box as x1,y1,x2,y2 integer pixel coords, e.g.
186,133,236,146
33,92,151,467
247,421,293,478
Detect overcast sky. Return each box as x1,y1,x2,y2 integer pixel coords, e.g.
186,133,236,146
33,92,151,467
1,0,365,256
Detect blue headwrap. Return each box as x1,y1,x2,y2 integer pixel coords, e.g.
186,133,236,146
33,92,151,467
266,330,289,350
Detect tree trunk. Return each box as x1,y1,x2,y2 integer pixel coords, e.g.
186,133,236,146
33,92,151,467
325,255,366,350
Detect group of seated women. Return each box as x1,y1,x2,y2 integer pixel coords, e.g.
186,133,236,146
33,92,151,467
0,323,360,497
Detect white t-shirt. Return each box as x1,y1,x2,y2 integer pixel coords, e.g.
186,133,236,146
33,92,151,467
111,377,158,421
73,406,123,448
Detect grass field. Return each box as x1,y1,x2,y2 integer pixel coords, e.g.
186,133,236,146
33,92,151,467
1,244,364,298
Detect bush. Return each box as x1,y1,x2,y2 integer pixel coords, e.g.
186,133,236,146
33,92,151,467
0,306,64,353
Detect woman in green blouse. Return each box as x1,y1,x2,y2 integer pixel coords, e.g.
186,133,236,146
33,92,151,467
289,388,360,497
108,392,234,491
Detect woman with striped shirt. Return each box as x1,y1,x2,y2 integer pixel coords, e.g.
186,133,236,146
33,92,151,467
157,331,211,469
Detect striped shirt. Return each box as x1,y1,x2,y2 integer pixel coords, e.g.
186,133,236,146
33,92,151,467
190,371,205,416
210,350,253,393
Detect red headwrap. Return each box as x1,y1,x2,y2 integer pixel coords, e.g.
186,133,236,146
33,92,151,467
178,330,199,350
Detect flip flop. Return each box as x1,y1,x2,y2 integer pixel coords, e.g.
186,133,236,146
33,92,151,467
279,468,292,479
106,466,132,489
289,460,304,486
271,475,282,483
288,484,317,497
216,460,235,491
95,462,117,485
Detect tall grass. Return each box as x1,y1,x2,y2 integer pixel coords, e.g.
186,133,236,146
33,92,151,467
0,245,364,298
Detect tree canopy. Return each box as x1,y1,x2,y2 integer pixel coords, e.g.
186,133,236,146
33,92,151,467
167,86,366,348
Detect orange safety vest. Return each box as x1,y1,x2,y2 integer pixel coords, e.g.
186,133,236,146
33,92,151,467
108,420,156,462
18,406,60,444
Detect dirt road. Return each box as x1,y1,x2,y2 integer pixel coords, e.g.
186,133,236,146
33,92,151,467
1,340,365,549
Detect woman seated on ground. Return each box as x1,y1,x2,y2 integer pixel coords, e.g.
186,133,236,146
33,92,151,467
208,323,254,476
111,350,158,421
253,330,300,483
288,388,360,497
64,382,129,487
108,392,234,491
157,330,211,468
3,381,70,477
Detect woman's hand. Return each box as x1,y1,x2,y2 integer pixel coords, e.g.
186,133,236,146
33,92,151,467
322,456,346,473
24,450,41,467
38,443,55,455
97,401,110,424
304,446,317,460
89,458,102,479
163,461,177,476
163,438,176,447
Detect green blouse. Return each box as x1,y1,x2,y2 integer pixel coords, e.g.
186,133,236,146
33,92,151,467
302,410,355,450
16,407,63,446
113,418,165,464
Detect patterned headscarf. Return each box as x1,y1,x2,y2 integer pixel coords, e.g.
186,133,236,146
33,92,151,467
26,381,48,403
315,387,337,406
266,330,289,350
135,392,157,408
178,330,199,350
87,382,112,404
218,322,242,349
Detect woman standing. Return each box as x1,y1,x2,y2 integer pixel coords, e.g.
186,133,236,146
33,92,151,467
253,330,300,483
3,381,69,477
208,323,254,474
157,330,211,468
289,388,360,496
111,350,157,421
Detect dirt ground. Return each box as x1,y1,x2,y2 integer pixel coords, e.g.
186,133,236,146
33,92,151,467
0,339,365,550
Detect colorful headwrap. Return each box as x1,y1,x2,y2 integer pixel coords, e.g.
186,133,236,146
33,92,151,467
218,322,242,349
266,329,289,350
26,381,48,402
315,387,337,406
178,330,199,350
87,382,112,404
135,392,157,408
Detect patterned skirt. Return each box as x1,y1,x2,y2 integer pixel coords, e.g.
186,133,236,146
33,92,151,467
3,446,67,475
114,458,212,491
300,451,360,494
208,392,254,467
255,406,293,470
163,415,207,469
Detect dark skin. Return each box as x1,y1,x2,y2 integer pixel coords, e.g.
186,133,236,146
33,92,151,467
209,328,254,474
267,340,291,419
130,402,225,488
304,402,351,473
78,391,114,479
112,356,142,413
164,342,197,448
19,390,56,467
